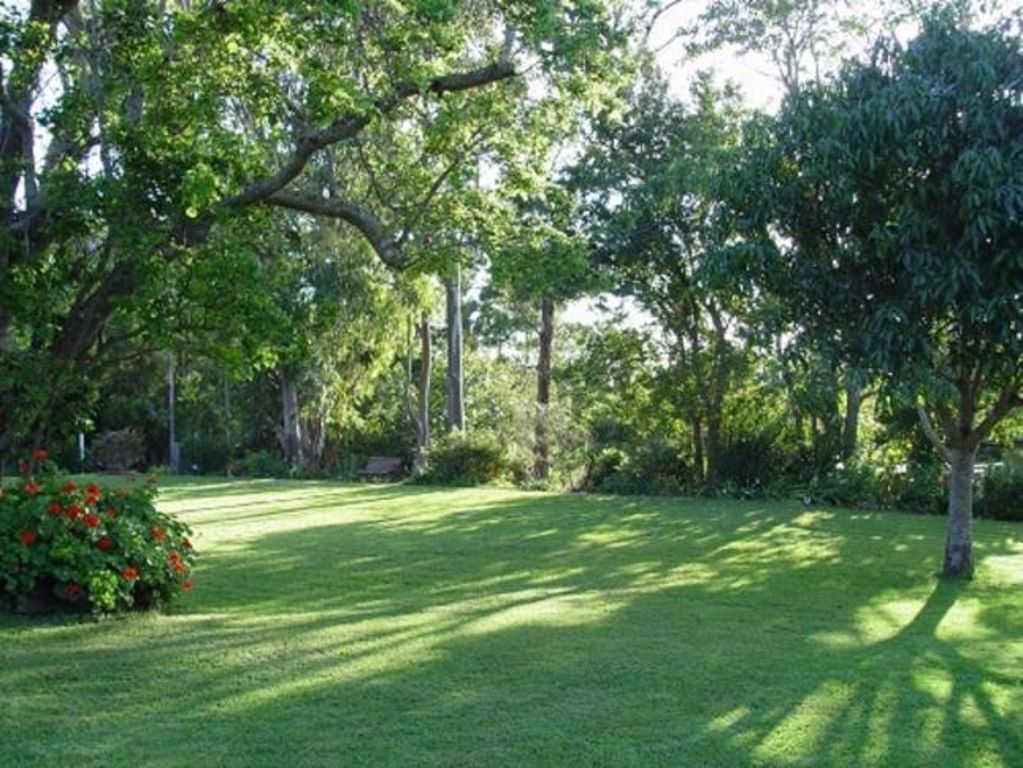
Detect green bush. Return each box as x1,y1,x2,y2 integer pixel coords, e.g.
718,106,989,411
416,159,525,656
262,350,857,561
715,430,793,492
90,428,146,472
978,460,1023,522
886,463,945,515
182,436,232,475
230,449,291,478
1,456,196,614
419,431,508,486
808,462,886,508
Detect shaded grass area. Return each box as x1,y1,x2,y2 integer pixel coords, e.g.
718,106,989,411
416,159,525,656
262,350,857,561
1,478,1021,767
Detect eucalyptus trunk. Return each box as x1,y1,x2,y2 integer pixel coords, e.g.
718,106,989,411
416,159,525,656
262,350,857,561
444,266,466,432
279,371,301,468
691,414,705,486
415,314,432,471
533,296,554,480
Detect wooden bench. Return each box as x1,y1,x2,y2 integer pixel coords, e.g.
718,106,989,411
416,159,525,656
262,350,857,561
356,456,405,481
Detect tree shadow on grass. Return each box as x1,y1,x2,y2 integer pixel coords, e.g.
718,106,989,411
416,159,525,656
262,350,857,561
1,489,1020,767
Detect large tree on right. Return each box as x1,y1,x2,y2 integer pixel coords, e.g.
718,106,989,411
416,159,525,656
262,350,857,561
740,13,1023,577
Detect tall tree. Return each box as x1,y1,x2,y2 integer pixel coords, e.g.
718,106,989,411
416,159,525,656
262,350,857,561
736,14,1023,576
487,184,592,479
0,0,625,456
574,73,749,485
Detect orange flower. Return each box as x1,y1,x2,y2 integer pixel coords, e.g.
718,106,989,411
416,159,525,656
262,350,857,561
181,537,192,549
151,525,167,542
182,580,194,592
19,530,37,545
122,567,139,580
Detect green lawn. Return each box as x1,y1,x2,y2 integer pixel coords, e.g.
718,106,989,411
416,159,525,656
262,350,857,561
1,479,1021,767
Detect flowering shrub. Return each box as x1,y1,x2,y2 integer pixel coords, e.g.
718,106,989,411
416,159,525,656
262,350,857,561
1,452,196,614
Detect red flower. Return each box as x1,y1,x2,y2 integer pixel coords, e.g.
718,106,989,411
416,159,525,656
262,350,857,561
151,525,167,542
67,504,83,520
18,531,37,545
122,567,138,580
98,537,113,551
182,580,194,592
82,514,101,528
48,502,63,516
85,484,102,504
61,482,77,493
32,448,49,461
23,482,40,495
105,507,117,520
66,583,80,598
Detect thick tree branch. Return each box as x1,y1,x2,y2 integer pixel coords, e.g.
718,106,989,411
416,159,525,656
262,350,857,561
967,383,1021,450
265,190,404,268
222,60,515,210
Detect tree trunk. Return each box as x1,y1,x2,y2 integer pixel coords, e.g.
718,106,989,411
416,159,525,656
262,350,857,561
444,265,465,432
944,446,975,578
692,413,705,486
167,353,178,472
841,383,862,460
279,371,301,468
705,414,722,485
415,313,432,471
533,296,554,480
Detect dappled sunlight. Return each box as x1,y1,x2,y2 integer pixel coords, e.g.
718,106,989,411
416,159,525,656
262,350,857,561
2,482,1020,766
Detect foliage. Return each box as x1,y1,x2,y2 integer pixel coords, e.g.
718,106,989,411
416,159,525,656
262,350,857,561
89,429,146,472
0,461,195,614
807,460,946,515
229,450,293,480
978,457,1023,522
0,0,629,456
419,430,511,486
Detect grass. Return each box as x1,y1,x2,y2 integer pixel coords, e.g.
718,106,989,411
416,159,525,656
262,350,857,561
1,478,1021,767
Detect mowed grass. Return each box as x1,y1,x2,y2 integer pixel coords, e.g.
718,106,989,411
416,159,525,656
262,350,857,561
1,479,1021,767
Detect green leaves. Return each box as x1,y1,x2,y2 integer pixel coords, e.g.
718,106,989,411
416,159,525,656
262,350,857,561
180,163,221,219
742,12,1023,418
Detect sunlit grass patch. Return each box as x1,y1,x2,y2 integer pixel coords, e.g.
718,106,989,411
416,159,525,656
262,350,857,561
1,478,1020,767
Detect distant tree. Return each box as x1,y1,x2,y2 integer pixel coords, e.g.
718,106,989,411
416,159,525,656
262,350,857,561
573,73,750,485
